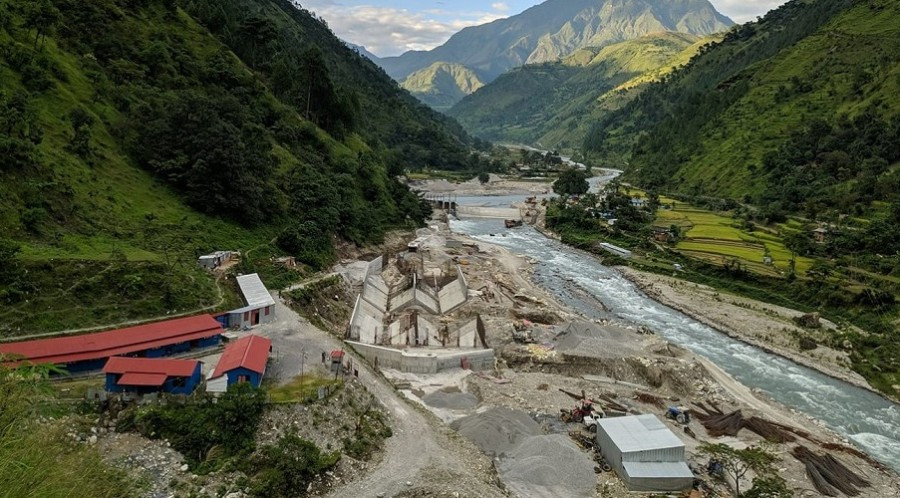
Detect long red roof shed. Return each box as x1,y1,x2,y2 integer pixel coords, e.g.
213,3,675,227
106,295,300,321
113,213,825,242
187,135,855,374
0,315,223,366
212,335,271,377
103,357,200,387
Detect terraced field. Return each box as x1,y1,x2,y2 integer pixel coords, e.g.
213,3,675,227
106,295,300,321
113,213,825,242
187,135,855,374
655,206,814,276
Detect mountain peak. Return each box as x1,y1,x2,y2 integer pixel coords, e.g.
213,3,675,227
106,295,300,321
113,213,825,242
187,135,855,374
377,0,733,109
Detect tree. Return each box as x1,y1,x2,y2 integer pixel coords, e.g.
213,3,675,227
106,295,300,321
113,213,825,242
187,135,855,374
699,443,780,498
742,475,791,498
67,108,94,157
553,169,589,196
22,0,61,50
477,171,489,184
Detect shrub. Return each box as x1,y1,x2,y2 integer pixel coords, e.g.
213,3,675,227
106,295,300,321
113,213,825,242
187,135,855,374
247,433,339,498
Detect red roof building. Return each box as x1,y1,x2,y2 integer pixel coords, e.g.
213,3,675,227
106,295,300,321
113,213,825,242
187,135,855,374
103,357,202,394
207,335,271,391
212,335,271,377
0,315,223,372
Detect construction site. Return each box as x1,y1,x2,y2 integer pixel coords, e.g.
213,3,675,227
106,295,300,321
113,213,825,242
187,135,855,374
345,229,494,373
330,204,900,498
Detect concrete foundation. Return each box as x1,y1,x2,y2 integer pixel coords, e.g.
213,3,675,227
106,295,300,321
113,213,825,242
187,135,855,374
346,341,495,374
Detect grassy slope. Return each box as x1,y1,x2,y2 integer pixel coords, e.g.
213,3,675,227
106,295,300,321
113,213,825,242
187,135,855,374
0,6,266,334
0,0,467,335
448,32,708,151
679,0,900,198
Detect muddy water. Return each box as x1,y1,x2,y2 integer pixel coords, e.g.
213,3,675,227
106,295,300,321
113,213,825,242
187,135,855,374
450,216,900,471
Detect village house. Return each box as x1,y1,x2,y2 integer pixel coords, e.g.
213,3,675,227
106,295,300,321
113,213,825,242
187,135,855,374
225,273,276,328
206,335,272,392
651,226,672,242
197,250,238,270
812,227,828,243
103,357,202,395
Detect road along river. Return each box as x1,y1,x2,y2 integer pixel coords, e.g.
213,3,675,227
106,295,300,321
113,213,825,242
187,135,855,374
449,215,900,472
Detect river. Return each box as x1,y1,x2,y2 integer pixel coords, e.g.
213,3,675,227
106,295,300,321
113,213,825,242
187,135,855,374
448,199,900,471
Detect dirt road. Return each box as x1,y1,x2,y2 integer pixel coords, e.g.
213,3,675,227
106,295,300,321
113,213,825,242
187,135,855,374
260,294,505,498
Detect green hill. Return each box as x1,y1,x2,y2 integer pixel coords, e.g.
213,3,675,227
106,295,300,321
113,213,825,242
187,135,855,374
401,62,485,111
585,0,900,206
0,0,483,335
574,0,900,392
449,32,711,149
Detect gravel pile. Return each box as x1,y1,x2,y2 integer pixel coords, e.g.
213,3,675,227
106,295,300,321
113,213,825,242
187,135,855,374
497,434,596,498
422,390,478,410
450,407,542,457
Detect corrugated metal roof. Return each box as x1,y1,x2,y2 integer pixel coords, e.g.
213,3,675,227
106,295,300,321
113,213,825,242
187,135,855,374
117,372,168,386
236,273,275,309
0,315,222,366
596,414,685,453
103,357,199,377
212,335,271,377
623,461,693,478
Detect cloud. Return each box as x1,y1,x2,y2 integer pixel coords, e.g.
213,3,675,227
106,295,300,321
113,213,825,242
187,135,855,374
711,0,785,23
491,2,510,12
296,1,505,57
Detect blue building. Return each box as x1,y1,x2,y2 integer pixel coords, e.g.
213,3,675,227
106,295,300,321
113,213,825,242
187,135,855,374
0,315,223,374
206,335,272,393
103,357,202,395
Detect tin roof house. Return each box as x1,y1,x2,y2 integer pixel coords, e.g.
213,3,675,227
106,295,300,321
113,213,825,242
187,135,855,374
226,274,276,328
595,414,694,492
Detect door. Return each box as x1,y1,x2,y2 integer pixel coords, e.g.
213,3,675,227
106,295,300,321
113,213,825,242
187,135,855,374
252,310,260,325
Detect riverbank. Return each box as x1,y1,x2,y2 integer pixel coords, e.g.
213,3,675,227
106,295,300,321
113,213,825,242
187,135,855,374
618,267,887,395
533,220,892,400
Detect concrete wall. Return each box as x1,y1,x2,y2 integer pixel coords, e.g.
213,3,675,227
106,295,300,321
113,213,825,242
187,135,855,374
346,341,495,374
437,266,468,313
450,316,479,348
361,278,388,311
415,286,440,315
365,255,383,278
349,295,384,343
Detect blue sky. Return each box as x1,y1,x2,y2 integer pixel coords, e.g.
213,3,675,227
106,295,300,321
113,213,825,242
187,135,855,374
297,0,786,56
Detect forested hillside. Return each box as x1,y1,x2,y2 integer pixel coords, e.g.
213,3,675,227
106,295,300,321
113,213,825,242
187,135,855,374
0,0,481,334
449,32,711,150
585,0,900,215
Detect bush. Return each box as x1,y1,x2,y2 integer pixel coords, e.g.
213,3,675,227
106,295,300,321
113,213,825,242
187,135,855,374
134,383,266,472
247,433,340,498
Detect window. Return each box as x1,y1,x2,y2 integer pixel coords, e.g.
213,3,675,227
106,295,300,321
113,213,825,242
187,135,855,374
244,311,250,321
264,306,270,316
173,377,186,388
237,375,249,384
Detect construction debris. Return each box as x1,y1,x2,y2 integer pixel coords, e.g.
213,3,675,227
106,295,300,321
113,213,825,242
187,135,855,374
792,446,871,496
692,405,795,443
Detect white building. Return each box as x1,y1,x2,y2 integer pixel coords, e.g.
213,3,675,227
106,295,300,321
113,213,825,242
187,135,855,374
595,414,694,492
227,273,276,328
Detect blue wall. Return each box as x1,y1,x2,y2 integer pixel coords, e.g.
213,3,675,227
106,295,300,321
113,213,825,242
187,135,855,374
58,334,221,375
105,362,202,395
224,366,263,388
